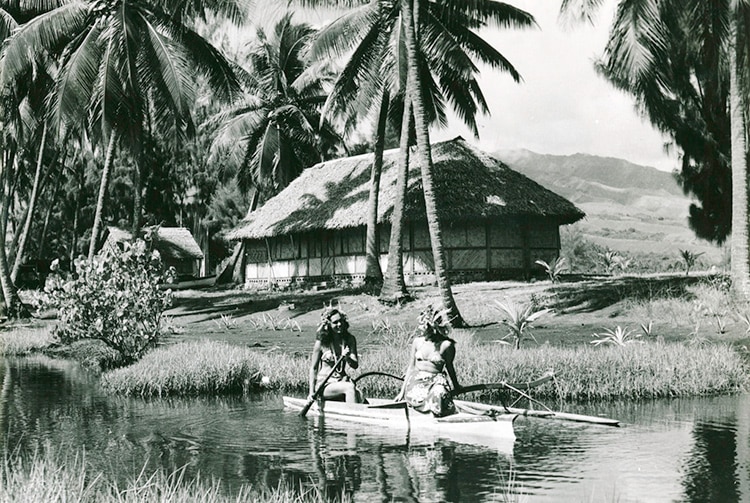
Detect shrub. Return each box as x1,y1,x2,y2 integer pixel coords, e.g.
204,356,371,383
42,240,172,364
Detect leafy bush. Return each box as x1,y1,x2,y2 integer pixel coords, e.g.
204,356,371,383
42,240,172,364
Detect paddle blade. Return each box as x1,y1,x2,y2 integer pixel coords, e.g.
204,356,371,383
299,397,316,417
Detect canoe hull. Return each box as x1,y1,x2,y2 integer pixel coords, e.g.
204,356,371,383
283,397,516,449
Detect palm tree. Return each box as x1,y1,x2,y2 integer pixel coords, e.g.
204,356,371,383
208,13,343,209
0,6,25,316
311,0,534,304
0,0,246,261
561,0,750,299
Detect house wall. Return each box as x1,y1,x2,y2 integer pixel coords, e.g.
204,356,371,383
242,217,561,287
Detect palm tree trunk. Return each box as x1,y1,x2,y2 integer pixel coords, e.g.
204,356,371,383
132,158,142,235
39,175,62,261
379,99,412,303
11,124,47,283
365,89,390,285
88,133,118,261
68,166,84,264
403,0,464,326
0,143,27,317
730,15,750,300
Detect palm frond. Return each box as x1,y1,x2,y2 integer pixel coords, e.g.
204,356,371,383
433,0,536,30
0,2,87,89
158,0,252,26
54,23,102,128
558,0,606,25
154,13,241,103
309,1,383,60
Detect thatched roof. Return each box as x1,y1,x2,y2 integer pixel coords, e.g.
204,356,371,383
228,137,585,240
104,226,204,260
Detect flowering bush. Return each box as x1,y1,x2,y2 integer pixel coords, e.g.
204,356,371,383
43,240,172,364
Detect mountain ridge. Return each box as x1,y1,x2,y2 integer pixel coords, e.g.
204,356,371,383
493,148,723,263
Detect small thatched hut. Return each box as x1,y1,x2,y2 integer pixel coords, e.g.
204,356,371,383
100,226,205,277
227,137,584,286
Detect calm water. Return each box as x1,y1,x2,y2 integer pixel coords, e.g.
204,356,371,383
1,355,748,502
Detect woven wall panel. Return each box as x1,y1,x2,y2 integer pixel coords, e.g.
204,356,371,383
450,249,485,270
490,249,523,269
488,221,522,247
412,250,434,272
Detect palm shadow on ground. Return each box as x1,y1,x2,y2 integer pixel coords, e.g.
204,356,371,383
549,274,719,313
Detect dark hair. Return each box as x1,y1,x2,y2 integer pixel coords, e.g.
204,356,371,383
316,308,350,344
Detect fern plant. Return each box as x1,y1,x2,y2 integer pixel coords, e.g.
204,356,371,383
679,249,704,276
535,257,569,283
591,326,642,347
495,299,551,349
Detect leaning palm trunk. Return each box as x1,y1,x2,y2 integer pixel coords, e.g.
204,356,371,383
11,124,47,283
68,167,84,263
0,142,26,317
729,15,750,300
88,133,118,261
403,0,464,326
131,158,142,235
365,90,391,285
379,99,412,303
39,172,63,260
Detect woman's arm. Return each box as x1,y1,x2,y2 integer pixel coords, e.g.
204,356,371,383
395,339,417,400
442,341,461,391
308,340,322,397
344,334,359,369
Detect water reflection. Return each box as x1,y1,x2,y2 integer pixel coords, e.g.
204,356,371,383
3,356,750,502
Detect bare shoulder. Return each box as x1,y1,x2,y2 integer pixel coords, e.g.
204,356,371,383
439,339,455,352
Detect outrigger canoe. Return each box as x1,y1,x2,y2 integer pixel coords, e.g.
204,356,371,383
283,396,517,447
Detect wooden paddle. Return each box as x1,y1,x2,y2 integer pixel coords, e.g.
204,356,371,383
299,354,347,417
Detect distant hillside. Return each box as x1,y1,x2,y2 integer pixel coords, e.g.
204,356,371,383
495,149,686,214
494,149,724,264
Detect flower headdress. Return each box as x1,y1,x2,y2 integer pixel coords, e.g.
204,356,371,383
418,305,452,340
318,302,348,333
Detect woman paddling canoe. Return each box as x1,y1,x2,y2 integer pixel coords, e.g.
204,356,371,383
396,306,463,417
308,306,363,403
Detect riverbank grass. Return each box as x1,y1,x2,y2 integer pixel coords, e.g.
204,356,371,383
0,448,337,503
0,323,55,356
101,338,750,401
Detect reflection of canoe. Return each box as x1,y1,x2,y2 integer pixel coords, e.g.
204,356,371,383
283,397,517,449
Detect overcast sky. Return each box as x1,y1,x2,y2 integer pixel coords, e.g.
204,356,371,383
245,0,679,172
429,0,678,172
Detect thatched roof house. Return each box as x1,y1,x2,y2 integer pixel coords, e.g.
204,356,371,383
228,137,584,286
100,226,204,276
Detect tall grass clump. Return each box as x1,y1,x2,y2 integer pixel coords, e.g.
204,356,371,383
0,324,55,356
101,340,312,396
624,277,733,328
455,342,749,401
351,330,750,401
0,447,335,503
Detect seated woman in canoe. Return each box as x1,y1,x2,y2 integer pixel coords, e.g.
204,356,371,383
396,307,462,417
308,307,363,403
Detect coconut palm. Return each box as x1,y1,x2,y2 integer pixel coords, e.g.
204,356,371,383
0,6,25,316
394,0,534,324
311,0,534,305
560,0,750,299
0,0,246,261
207,13,343,210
